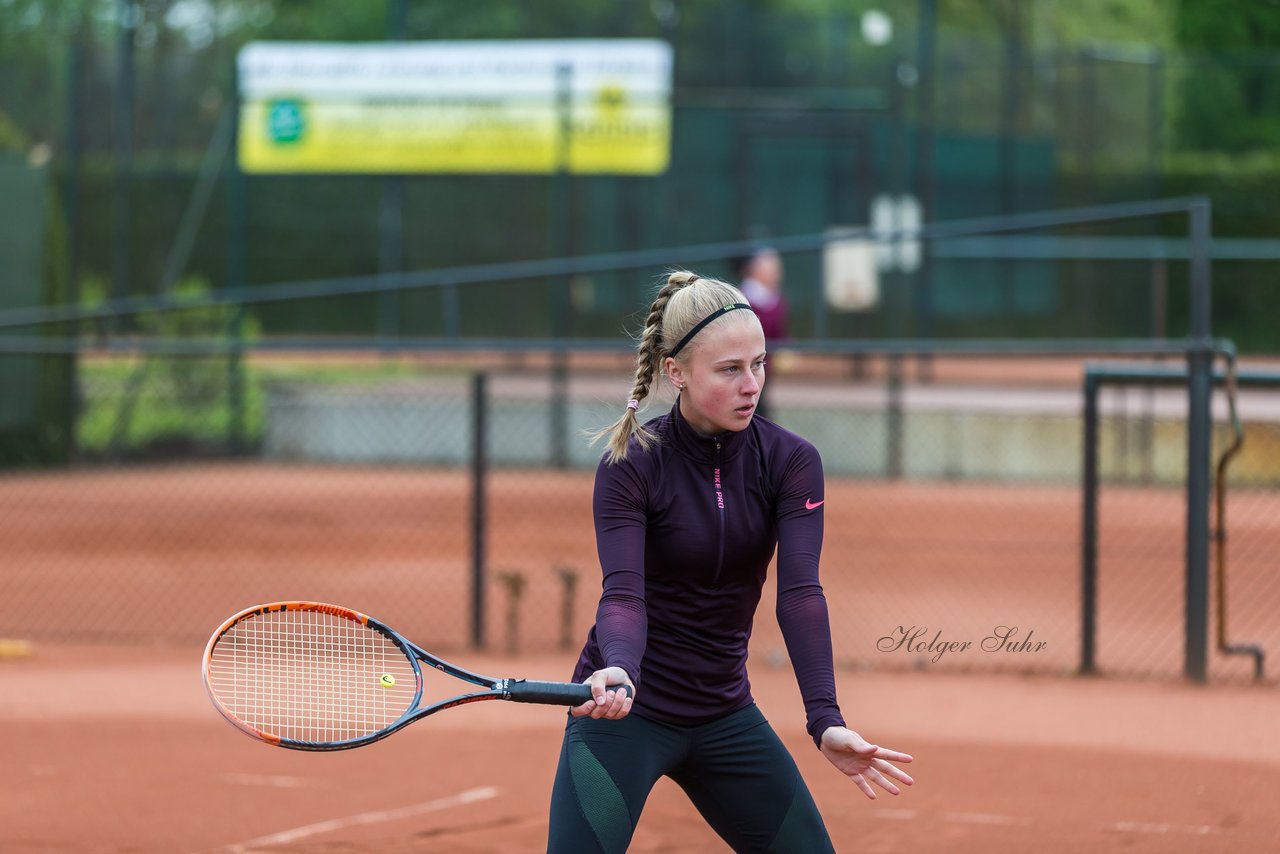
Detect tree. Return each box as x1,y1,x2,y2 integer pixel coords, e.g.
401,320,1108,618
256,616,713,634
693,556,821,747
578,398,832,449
1175,0,1280,152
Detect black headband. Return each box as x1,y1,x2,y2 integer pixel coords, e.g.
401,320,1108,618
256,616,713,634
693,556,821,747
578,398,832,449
669,302,753,359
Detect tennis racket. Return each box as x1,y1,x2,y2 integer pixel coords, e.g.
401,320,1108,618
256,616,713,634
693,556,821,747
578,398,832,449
202,601,626,751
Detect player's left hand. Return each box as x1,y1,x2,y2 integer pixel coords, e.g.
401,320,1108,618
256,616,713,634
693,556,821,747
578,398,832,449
571,666,634,720
819,726,914,800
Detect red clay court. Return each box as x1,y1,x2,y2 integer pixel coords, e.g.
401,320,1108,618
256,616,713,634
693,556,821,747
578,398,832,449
1,462,1278,851
1,644,1278,852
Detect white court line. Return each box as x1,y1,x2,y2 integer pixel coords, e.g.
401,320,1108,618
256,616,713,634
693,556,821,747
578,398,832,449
943,811,1034,827
872,809,1225,837
214,785,499,853
1110,821,1217,836
218,773,313,789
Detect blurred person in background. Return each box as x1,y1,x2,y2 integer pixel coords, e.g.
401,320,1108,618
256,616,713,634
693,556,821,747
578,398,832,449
736,246,789,420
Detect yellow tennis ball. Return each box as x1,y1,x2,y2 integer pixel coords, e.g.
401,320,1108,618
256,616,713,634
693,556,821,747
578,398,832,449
379,674,395,688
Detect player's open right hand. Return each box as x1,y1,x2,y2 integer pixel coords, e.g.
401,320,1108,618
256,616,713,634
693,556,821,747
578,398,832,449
819,726,914,800
572,667,634,720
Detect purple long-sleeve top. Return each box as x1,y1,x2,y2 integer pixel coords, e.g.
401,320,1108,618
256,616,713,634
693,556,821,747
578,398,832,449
572,401,846,747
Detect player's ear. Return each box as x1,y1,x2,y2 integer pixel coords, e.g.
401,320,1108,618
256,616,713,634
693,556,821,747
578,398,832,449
663,356,685,392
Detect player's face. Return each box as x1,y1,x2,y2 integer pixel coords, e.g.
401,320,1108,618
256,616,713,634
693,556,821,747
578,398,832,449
667,317,766,436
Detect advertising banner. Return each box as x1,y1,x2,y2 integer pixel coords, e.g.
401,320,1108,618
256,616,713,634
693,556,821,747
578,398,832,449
237,40,673,175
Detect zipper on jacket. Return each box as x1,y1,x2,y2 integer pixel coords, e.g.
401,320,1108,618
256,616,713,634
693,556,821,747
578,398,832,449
713,440,725,582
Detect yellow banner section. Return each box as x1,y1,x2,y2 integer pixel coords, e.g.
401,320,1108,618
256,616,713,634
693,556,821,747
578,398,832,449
238,97,671,175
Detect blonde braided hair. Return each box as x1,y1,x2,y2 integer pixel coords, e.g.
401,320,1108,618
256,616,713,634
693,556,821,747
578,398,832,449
591,270,754,463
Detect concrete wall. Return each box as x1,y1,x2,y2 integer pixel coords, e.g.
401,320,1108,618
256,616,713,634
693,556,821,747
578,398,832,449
263,382,1279,485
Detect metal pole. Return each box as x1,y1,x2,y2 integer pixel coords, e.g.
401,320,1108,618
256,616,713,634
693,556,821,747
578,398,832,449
1080,373,1099,675
997,0,1022,319
913,0,937,382
1184,198,1213,682
376,178,404,344
1148,50,1164,188
1142,255,1168,481
1081,48,1097,199
111,0,135,335
64,14,86,463
227,306,246,453
813,126,833,339
1079,49,1097,335
1149,256,1168,340
443,283,461,337
550,61,573,470
885,353,904,479
471,372,488,649
885,58,907,347
226,61,247,453
3,196,1222,332
65,18,84,302
377,0,407,348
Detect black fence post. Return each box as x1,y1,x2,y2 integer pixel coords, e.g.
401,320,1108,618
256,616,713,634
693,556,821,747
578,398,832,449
225,60,247,455
64,16,86,464
471,372,488,649
111,0,135,338
885,352,904,479
377,0,407,350
1080,371,1100,676
1184,198,1213,683
549,61,574,470
227,307,246,453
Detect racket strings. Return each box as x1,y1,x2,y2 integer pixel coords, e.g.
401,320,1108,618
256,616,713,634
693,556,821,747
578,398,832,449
207,609,416,743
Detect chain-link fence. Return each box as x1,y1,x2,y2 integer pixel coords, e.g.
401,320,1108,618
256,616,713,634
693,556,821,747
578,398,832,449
1091,373,1280,683
5,4,1280,352
3,346,1275,684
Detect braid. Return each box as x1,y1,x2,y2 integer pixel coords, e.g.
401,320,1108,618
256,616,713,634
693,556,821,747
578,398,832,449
589,271,699,463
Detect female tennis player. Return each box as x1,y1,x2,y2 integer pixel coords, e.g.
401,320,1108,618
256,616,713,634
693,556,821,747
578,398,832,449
546,271,914,852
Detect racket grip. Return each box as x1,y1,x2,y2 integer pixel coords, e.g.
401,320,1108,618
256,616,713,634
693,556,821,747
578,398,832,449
506,679,632,706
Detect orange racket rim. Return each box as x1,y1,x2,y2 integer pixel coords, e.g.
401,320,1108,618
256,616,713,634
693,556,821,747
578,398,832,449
200,601,378,746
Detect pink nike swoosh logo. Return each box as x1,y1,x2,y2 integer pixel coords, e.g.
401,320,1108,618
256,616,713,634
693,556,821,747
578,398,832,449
805,498,825,510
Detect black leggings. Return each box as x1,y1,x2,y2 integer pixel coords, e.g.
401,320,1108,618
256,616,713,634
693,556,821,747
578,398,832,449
546,704,834,853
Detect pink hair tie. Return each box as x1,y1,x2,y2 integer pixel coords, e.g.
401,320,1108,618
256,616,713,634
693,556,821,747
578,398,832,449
626,399,640,411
